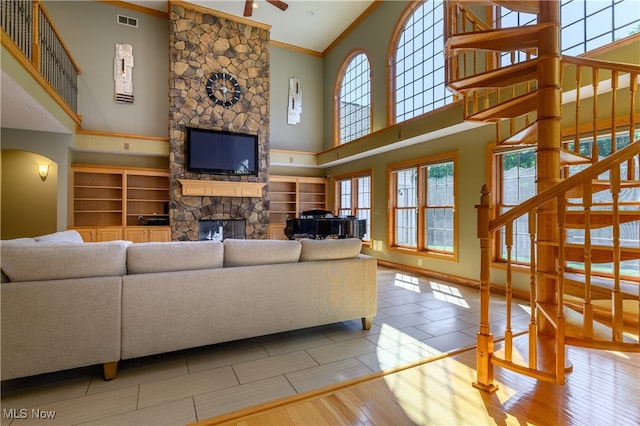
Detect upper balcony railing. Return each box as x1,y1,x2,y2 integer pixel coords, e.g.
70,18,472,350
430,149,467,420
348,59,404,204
1,0,80,117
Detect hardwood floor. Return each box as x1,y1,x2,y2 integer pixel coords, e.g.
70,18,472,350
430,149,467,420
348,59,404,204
193,342,640,425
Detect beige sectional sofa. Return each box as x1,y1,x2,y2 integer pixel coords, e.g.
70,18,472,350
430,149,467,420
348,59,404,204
1,231,377,381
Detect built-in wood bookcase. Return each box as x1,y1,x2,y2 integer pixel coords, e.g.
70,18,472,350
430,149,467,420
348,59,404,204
72,168,124,227
70,165,170,242
125,170,170,227
268,175,326,239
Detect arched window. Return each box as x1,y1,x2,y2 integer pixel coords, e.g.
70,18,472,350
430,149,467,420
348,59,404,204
336,51,371,145
392,0,451,124
498,0,639,57
560,0,639,55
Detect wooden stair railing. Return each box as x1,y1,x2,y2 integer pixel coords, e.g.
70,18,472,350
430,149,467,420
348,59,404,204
476,139,640,390
445,0,640,392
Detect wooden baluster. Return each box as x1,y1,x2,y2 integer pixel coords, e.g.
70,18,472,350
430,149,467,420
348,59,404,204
611,70,618,154
574,65,581,154
592,68,599,162
525,52,533,129
32,2,40,69
528,210,537,369
505,222,513,362
628,72,637,180
464,93,469,118
610,166,623,341
583,180,594,338
556,193,567,385
510,82,516,139
473,185,498,393
473,91,478,116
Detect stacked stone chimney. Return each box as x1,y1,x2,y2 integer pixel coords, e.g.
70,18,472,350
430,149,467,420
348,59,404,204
168,4,270,240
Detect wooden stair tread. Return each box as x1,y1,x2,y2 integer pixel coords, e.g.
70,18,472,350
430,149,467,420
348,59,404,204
563,244,640,264
448,59,538,93
491,0,540,14
559,149,592,166
566,180,640,198
563,272,639,298
564,295,640,331
445,23,555,53
537,303,638,346
500,122,538,146
564,210,640,228
467,91,537,121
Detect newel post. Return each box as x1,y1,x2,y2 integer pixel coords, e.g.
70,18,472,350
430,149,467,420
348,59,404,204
473,184,498,392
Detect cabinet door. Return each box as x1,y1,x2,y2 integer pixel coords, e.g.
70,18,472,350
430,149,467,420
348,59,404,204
147,227,171,242
268,223,287,240
123,226,171,242
96,228,123,242
72,228,95,242
123,227,147,243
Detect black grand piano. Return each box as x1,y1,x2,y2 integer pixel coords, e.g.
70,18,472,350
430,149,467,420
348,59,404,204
285,209,366,240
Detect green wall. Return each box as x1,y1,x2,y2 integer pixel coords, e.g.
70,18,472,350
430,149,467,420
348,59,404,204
269,47,324,152
43,1,169,138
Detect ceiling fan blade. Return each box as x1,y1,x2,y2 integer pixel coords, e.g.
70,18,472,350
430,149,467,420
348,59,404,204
266,0,288,11
244,0,253,17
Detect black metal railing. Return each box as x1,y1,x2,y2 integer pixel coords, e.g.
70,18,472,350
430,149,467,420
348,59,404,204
1,0,78,113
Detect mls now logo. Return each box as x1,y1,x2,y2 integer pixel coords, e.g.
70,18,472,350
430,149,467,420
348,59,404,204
3,408,56,419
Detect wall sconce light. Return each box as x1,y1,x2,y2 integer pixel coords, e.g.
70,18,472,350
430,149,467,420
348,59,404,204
38,164,50,182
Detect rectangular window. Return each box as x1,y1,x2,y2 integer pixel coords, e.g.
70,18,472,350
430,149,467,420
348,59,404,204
335,171,372,243
390,153,457,257
495,148,537,264
424,161,454,254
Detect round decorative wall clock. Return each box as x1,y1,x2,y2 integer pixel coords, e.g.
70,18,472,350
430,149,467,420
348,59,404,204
205,72,241,107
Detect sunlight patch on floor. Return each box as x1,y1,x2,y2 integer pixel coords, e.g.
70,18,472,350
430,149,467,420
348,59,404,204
430,281,470,308
375,323,443,370
393,273,421,292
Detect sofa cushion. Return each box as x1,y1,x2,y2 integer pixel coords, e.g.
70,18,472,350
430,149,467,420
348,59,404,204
34,230,84,243
1,241,130,282
127,241,224,274
299,238,362,262
0,238,36,248
223,239,301,267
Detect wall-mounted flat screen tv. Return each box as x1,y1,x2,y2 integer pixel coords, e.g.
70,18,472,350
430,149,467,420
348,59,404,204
185,127,258,175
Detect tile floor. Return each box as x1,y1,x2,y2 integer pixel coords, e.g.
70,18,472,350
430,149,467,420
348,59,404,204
1,266,530,426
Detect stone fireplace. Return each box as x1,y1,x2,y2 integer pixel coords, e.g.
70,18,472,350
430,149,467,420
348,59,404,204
199,218,246,241
168,3,270,241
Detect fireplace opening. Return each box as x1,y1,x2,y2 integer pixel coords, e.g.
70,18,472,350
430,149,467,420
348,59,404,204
199,219,246,241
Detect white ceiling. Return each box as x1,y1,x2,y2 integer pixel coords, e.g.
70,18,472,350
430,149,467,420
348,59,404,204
133,0,376,53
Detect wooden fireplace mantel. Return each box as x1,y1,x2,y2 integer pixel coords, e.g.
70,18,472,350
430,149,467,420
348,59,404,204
178,179,265,197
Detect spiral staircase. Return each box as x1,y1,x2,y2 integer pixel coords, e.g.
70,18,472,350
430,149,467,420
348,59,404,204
444,0,640,390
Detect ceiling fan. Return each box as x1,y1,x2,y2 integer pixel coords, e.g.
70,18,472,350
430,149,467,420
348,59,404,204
244,0,289,17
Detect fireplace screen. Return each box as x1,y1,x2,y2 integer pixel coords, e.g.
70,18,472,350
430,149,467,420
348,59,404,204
198,219,246,241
